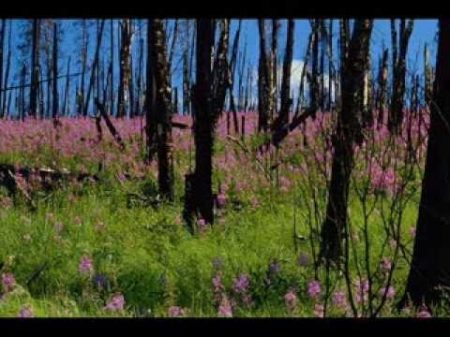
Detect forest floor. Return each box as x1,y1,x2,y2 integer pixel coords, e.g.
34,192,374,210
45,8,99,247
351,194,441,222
0,112,433,317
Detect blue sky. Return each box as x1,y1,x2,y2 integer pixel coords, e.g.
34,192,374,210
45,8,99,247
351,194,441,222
4,19,439,115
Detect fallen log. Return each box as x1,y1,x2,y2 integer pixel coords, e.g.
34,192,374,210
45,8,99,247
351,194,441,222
0,163,100,199
94,98,126,151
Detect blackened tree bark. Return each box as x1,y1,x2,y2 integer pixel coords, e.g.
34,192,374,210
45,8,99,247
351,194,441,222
79,20,88,116
30,19,41,118
377,49,389,124
83,20,105,117
271,20,279,117
2,21,11,117
389,19,414,134
146,20,158,163
401,19,450,309
337,19,349,110
328,19,333,111
183,19,230,228
227,19,242,128
278,19,295,126
118,19,132,118
258,19,271,132
182,21,191,116
320,19,326,111
63,57,71,116
320,19,373,264
0,20,5,118
52,23,59,122
148,19,174,201
424,43,433,107
310,19,320,118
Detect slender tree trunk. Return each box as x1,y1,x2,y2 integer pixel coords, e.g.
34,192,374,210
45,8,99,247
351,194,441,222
30,19,41,118
52,23,59,122
258,19,270,132
148,19,174,201
20,64,26,120
271,19,279,118
188,19,216,227
320,19,373,263
310,19,320,117
278,19,295,126
63,57,71,116
110,19,114,115
377,49,389,125
2,20,11,117
401,19,450,309
118,19,132,118
228,19,241,125
320,20,326,111
389,19,414,134
84,19,105,116
424,43,433,107
0,20,5,118
337,19,349,110
296,30,314,114
146,20,158,163
184,19,230,228
328,19,333,111
79,20,88,116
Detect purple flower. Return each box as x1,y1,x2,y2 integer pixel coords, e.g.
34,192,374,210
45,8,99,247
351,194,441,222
18,306,34,318
216,193,227,208
212,274,224,293
218,297,233,317
332,291,347,309
269,260,281,277
79,256,94,274
197,218,208,232
168,306,186,317
233,274,250,294
379,285,396,299
284,290,297,311
93,274,108,290
298,253,310,267
105,293,125,311
1,273,16,292
307,280,321,299
354,279,369,304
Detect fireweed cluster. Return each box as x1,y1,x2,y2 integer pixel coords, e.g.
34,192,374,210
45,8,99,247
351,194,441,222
0,110,435,317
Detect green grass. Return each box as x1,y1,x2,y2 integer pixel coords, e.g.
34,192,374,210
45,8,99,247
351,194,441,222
0,132,428,318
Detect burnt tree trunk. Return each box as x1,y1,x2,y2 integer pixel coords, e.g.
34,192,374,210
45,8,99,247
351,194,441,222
118,19,132,118
149,19,174,201
63,57,71,116
84,19,105,116
52,23,59,122
184,19,230,228
389,19,414,134
310,19,320,118
377,49,389,125
0,20,5,118
79,20,88,116
424,43,433,107
320,19,373,264
258,19,270,132
278,19,295,127
2,21,11,117
30,19,41,118
401,19,450,310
